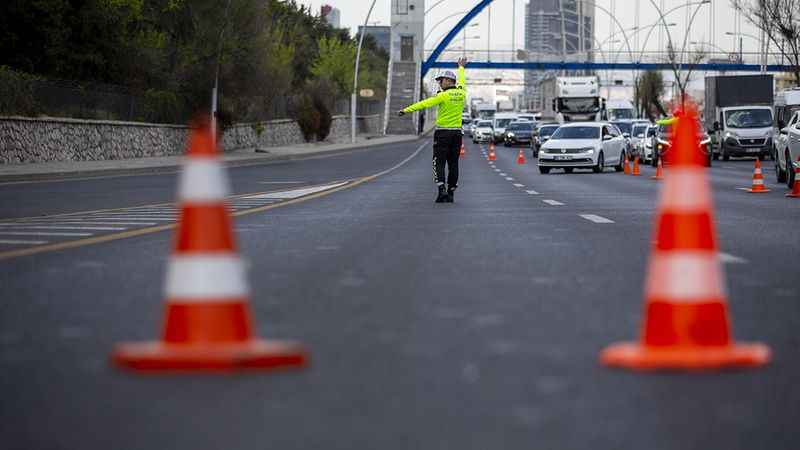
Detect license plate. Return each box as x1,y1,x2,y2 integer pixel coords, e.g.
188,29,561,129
747,148,760,152
555,155,572,161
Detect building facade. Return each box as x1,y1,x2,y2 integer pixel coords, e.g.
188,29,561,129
523,0,594,111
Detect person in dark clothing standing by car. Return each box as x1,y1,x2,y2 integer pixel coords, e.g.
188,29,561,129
399,57,468,203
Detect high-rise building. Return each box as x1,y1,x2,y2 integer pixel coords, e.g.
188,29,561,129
320,4,341,29
523,0,594,110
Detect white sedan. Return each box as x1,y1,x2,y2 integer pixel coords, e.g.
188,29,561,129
538,123,627,174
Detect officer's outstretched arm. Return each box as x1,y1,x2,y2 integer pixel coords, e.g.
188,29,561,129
401,92,446,114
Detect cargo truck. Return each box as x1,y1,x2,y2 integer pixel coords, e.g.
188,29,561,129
540,76,606,123
704,74,774,161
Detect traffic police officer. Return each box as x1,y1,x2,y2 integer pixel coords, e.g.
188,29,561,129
399,57,468,203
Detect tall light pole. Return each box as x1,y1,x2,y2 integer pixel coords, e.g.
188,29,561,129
211,0,233,145
351,0,378,144
487,4,492,62
726,31,765,71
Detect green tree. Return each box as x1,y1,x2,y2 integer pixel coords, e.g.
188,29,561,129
635,70,667,120
311,35,356,96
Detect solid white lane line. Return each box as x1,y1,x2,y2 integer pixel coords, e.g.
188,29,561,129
542,199,565,206
0,231,93,237
257,181,306,184
580,214,615,224
0,225,127,231
513,183,525,187
525,190,540,195
4,222,159,226
0,239,48,245
719,252,747,264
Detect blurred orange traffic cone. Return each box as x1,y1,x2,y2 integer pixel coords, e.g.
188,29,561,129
488,148,496,161
743,158,770,193
600,103,770,371
623,154,631,174
516,149,526,164
786,156,800,198
651,157,664,180
460,143,466,158
112,120,308,372
632,155,641,176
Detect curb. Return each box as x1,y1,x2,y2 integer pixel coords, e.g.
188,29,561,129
0,135,424,183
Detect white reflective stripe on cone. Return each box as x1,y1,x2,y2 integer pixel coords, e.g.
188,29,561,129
752,178,764,185
179,160,230,202
645,250,726,302
165,254,249,300
659,168,711,212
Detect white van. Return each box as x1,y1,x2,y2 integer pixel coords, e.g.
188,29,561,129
773,87,800,184
492,112,518,143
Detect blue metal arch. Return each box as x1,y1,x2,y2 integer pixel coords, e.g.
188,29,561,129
421,0,493,78
429,61,798,73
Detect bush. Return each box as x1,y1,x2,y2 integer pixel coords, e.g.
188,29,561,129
140,89,183,123
289,92,320,142
0,66,41,116
307,78,336,141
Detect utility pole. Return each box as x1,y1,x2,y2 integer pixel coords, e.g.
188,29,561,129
351,0,378,143
211,0,233,145
488,4,492,62
512,0,516,61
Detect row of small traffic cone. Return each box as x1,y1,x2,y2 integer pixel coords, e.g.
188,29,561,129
742,157,800,196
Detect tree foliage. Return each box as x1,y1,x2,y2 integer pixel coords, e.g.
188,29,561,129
0,0,389,130
635,70,667,121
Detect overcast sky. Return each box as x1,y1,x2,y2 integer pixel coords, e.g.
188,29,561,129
298,0,764,56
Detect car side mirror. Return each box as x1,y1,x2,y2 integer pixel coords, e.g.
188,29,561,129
622,132,630,138
603,134,613,141
713,121,720,131
781,127,789,135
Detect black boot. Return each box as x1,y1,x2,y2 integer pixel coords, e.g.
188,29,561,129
435,185,448,203
446,187,456,203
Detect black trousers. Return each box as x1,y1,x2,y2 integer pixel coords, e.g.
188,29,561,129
432,129,462,189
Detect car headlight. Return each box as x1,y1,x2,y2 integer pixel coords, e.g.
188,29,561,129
507,133,515,138
578,147,595,154
725,131,739,140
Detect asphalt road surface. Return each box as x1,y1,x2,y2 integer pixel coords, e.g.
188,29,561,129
1,138,798,450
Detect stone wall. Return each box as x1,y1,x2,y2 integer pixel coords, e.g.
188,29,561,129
0,114,383,164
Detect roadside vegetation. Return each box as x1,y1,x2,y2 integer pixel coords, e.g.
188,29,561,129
0,0,388,139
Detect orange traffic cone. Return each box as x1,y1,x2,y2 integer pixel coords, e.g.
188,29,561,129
786,156,800,198
600,104,770,371
623,153,631,175
460,143,466,158
632,155,641,176
112,120,308,372
651,157,664,180
488,148,496,161
743,158,770,193
516,149,526,165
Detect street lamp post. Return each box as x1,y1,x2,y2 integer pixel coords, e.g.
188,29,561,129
351,0,378,144
726,31,765,71
211,0,233,145
463,23,480,58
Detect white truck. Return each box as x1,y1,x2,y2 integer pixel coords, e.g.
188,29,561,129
606,99,636,120
474,103,497,121
704,74,774,161
540,76,606,123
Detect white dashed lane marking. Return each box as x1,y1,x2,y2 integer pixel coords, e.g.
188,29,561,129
542,199,565,206
525,190,540,195
579,214,615,223
719,252,747,264
505,177,514,181
499,172,507,176
513,183,525,188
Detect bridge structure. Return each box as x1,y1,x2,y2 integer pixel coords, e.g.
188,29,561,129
422,0,797,76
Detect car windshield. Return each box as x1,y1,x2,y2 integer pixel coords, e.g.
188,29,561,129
539,126,559,137
462,118,471,125
550,126,599,140
610,109,635,119
559,97,599,113
612,122,632,134
477,121,493,128
647,126,657,136
725,109,773,128
633,124,648,136
507,122,533,131
495,118,514,128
